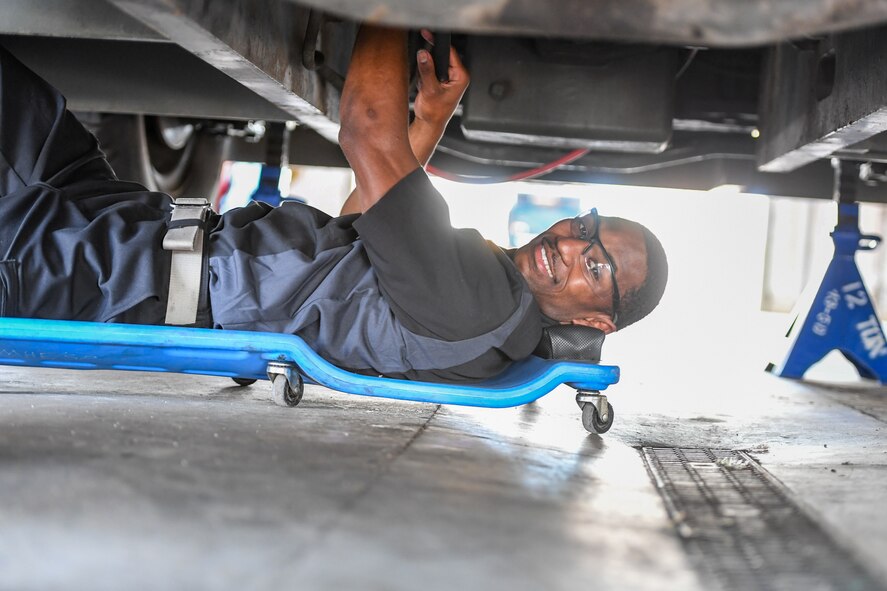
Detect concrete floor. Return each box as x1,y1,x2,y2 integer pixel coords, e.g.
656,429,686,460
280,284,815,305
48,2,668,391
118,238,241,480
1,319,886,590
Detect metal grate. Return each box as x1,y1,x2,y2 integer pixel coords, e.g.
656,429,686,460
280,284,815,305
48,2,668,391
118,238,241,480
642,448,886,591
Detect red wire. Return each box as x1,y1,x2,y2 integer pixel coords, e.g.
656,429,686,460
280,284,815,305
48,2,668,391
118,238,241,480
426,148,589,184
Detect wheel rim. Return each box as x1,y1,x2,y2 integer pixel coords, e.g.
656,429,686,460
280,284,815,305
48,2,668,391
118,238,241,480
582,402,614,433
287,375,304,405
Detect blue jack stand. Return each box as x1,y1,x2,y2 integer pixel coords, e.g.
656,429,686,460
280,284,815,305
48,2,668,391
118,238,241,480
250,122,295,207
249,165,284,207
770,161,887,382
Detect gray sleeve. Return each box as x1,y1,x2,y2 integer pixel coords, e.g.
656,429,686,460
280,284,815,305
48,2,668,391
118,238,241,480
353,169,526,342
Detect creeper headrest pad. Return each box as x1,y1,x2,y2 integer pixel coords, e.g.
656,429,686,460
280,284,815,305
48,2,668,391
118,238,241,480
533,325,605,363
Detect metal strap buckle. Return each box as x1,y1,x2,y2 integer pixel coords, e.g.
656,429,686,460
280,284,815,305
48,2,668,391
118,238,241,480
163,198,210,252
163,198,210,325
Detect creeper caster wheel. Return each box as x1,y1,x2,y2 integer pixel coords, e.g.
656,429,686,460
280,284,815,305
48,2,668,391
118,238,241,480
270,374,303,407
232,378,257,387
581,400,614,434
267,362,303,407
576,390,614,434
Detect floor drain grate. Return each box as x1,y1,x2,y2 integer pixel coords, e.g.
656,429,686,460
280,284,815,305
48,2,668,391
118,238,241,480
642,447,885,591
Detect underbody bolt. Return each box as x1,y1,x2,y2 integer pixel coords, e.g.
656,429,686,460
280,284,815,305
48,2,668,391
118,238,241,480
488,80,510,101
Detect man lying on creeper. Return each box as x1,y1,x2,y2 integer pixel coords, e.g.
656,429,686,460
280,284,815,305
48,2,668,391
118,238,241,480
0,26,667,382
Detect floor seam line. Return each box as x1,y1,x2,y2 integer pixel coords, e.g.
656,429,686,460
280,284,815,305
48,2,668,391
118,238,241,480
281,404,442,569
335,404,441,511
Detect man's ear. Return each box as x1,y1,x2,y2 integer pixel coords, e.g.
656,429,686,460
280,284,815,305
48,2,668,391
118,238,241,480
566,314,617,334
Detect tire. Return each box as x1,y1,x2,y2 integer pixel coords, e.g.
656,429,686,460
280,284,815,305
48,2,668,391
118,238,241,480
270,373,304,407
581,401,615,434
92,114,229,199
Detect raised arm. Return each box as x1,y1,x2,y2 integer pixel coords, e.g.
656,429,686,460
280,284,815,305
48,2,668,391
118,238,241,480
408,32,471,166
337,26,419,214
340,31,469,215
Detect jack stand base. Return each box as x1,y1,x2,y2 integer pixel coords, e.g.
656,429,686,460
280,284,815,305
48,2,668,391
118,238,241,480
771,198,887,382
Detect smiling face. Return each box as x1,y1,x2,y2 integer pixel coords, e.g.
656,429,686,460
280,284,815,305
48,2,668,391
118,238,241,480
512,213,648,333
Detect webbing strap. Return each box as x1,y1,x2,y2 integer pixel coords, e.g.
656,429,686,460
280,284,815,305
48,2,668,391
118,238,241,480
163,198,210,325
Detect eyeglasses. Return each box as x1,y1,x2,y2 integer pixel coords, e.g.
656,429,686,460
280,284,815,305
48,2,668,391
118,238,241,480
572,208,620,325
